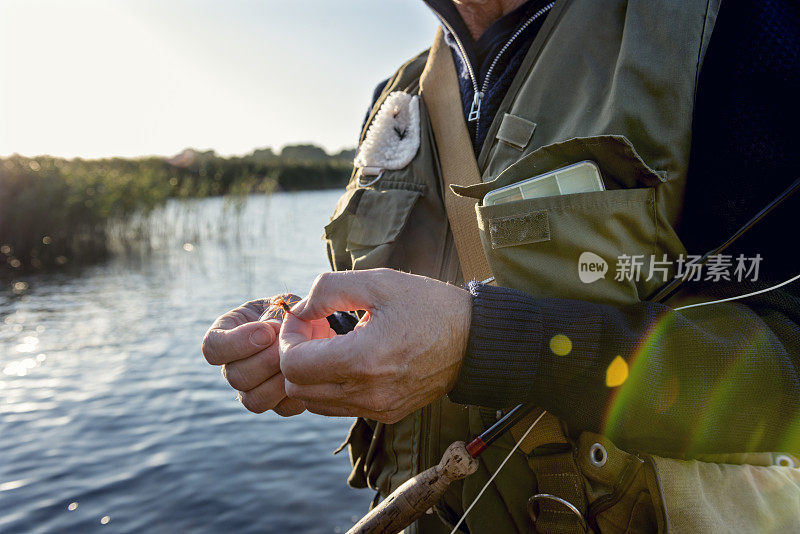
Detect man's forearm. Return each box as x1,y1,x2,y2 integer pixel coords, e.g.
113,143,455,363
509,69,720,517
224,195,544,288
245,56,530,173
449,281,800,456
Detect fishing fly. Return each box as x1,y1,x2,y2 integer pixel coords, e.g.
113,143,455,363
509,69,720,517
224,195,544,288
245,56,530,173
259,294,302,322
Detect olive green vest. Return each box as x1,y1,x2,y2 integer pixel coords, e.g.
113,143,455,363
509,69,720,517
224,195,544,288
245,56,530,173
326,1,800,532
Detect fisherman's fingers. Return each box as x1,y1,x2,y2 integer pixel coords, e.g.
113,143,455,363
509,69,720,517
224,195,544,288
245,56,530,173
209,299,272,330
279,336,359,385
202,319,276,365
301,401,405,424
308,316,337,340
284,381,348,405
301,402,354,418
286,379,410,422
238,372,288,414
293,270,390,321
273,397,305,417
221,342,280,391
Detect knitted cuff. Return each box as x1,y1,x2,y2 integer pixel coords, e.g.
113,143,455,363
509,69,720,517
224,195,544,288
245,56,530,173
448,282,602,416
448,282,544,407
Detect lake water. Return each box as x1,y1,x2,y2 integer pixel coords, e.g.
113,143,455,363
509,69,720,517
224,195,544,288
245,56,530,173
0,191,372,533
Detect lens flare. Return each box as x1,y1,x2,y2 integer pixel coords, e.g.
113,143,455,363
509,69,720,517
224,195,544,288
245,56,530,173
549,334,572,356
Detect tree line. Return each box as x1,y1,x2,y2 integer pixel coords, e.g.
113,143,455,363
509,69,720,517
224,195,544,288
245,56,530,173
0,144,355,273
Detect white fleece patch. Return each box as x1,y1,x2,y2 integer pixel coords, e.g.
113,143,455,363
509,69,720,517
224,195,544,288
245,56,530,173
354,91,420,171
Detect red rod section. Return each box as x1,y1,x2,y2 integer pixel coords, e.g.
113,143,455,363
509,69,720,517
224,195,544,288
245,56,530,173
465,404,535,458
466,437,487,457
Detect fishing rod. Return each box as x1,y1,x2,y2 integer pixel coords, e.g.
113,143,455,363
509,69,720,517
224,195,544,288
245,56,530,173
346,404,537,534
650,175,800,303
346,176,800,534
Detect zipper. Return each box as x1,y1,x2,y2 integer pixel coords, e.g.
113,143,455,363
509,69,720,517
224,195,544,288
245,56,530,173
432,13,481,117
432,1,555,139
477,1,555,123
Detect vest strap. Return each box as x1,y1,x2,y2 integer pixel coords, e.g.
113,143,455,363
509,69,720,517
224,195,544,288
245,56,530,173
516,412,587,533
528,452,589,534
510,409,569,455
419,29,492,282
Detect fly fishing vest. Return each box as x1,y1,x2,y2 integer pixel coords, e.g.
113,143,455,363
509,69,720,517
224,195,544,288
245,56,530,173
325,0,800,532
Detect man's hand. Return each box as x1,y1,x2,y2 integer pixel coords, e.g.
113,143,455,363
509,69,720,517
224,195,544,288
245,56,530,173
201,296,335,416
279,269,472,424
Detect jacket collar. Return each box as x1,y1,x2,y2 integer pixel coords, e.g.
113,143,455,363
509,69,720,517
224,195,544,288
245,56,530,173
423,1,541,76
423,0,479,67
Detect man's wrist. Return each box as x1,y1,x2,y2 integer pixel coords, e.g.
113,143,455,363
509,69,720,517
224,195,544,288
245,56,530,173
448,282,544,408
446,284,474,392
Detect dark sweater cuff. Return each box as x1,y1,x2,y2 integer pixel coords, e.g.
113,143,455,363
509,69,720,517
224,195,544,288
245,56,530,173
448,282,601,412
448,282,543,407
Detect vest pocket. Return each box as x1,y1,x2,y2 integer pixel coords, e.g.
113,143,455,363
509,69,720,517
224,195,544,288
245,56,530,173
323,184,424,498
323,185,422,272
454,135,684,305
450,135,687,529
346,187,421,271
644,454,800,532
334,416,376,490
476,187,663,305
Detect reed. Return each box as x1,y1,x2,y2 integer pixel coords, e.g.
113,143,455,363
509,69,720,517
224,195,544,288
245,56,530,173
0,149,352,273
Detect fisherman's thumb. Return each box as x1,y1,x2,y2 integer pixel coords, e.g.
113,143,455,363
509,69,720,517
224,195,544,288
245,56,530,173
293,270,381,320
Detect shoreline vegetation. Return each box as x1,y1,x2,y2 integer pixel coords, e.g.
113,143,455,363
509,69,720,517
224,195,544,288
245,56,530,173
0,144,355,275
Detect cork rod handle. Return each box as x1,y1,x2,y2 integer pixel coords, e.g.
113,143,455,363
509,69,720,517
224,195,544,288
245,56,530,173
346,441,479,534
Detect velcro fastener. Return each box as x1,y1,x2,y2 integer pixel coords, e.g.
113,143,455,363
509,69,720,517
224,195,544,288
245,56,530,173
488,210,550,249
496,113,537,150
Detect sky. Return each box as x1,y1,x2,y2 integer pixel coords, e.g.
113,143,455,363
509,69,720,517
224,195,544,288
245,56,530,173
0,0,438,159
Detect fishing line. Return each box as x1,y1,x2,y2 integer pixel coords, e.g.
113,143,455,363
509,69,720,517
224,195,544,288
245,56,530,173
443,268,800,533
650,176,800,304
448,177,800,531
449,410,547,534
674,272,800,311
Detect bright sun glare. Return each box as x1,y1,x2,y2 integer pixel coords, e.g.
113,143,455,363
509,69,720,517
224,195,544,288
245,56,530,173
0,0,435,159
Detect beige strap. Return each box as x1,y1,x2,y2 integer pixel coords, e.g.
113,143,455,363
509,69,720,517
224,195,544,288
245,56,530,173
514,410,586,534
527,452,589,533
419,29,492,282
510,409,569,455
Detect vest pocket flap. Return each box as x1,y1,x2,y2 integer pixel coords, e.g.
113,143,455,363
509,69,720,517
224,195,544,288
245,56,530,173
334,417,376,490
346,188,421,248
324,188,363,240
496,113,537,150
453,135,667,201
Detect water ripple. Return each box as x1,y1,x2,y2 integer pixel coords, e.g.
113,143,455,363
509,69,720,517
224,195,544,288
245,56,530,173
0,192,370,533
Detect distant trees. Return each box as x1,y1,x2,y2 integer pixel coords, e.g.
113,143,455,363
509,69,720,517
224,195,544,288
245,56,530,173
280,144,329,162
332,148,357,161
0,143,355,273
250,147,278,162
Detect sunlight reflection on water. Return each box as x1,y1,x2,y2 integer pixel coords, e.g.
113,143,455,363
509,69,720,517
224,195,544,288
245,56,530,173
0,191,370,533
